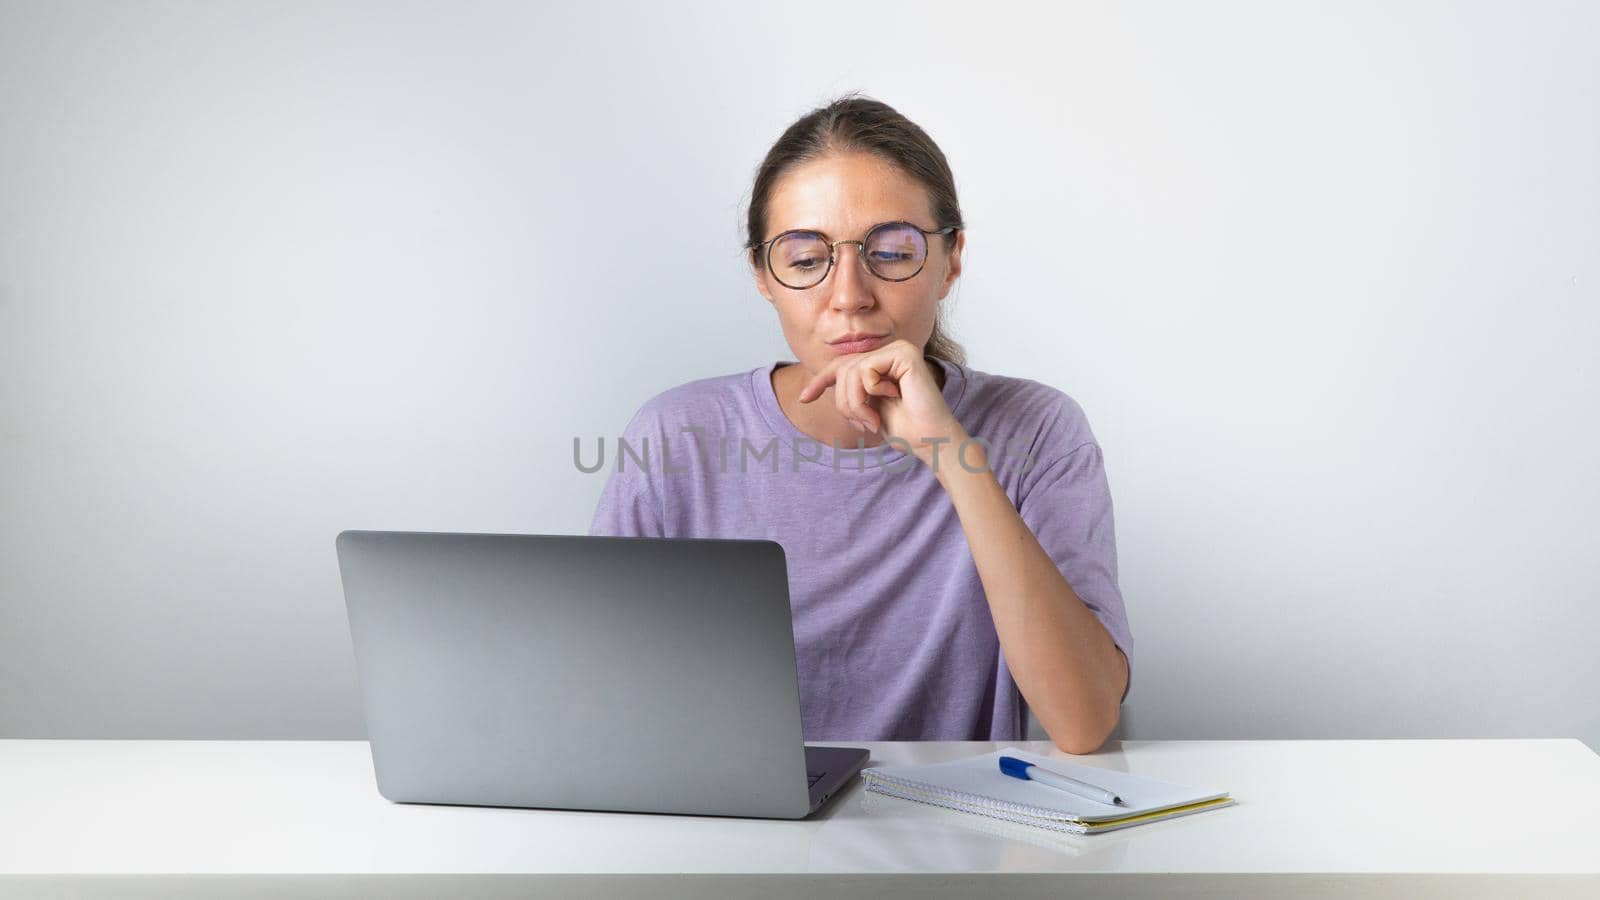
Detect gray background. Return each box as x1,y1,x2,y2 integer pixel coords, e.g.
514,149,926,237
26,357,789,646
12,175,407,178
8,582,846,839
2,0,1596,748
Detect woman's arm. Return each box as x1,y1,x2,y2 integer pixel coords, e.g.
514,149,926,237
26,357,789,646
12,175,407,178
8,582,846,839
936,436,1129,754
793,341,1129,751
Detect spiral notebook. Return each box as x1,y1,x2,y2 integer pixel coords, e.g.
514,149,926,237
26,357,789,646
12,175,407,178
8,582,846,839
859,748,1234,835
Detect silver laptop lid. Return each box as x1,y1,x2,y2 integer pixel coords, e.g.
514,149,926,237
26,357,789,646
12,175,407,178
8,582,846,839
336,531,815,819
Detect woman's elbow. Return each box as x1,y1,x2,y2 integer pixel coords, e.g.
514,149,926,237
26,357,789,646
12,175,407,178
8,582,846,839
1049,705,1120,756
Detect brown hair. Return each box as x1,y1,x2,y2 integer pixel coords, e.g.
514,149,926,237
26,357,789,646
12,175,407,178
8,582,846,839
746,94,968,365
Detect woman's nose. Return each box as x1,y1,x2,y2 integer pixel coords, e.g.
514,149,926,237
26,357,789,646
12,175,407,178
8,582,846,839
828,244,875,312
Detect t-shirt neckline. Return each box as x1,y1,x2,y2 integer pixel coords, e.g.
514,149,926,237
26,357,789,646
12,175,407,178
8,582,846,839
749,355,970,471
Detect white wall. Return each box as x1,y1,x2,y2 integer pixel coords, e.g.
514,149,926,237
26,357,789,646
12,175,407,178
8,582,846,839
2,0,1596,747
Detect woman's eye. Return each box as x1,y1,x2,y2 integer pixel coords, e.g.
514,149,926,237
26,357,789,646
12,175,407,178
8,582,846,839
789,258,822,269
871,251,913,261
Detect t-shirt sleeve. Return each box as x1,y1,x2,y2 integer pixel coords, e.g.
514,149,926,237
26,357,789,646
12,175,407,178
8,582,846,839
587,408,666,538
588,469,664,538
1016,440,1134,703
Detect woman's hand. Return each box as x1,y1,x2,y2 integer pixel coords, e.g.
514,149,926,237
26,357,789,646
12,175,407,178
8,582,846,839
796,339,968,469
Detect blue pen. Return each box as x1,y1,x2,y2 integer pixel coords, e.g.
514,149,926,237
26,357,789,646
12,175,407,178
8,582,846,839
999,755,1124,806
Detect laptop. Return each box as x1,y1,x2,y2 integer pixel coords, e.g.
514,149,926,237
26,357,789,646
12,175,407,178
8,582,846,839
335,530,869,819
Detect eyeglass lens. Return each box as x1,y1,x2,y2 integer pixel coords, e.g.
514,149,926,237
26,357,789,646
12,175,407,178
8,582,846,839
769,223,930,289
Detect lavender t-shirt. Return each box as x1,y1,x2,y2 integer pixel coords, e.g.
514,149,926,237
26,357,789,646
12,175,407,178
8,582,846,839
587,357,1133,742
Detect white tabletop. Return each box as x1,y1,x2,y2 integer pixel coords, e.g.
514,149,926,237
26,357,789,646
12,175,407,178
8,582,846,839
2,738,1596,898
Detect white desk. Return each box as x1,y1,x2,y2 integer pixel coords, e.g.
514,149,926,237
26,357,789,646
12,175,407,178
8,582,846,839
1,739,1596,898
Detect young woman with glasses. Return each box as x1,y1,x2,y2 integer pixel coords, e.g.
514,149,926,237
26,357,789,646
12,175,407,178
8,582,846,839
591,95,1132,755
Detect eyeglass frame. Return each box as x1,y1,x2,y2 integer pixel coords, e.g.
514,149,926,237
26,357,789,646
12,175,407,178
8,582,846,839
753,220,961,290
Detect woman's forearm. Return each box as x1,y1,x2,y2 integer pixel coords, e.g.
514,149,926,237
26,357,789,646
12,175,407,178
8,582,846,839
935,436,1129,754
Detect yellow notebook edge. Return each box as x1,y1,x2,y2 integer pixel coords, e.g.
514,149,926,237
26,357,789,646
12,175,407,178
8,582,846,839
1078,796,1237,832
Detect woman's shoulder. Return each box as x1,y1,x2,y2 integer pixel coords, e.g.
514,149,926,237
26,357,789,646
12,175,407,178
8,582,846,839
957,363,1098,451
615,365,764,436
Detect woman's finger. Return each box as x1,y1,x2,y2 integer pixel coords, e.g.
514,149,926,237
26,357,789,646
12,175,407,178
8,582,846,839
832,359,856,428
832,358,870,429
796,359,842,404
849,364,878,432
863,366,901,399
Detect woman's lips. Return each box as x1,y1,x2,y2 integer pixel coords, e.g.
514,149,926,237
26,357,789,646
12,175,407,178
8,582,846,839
828,334,888,354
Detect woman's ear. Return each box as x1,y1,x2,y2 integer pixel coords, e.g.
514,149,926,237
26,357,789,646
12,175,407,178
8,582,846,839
752,250,776,305
937,230,965,299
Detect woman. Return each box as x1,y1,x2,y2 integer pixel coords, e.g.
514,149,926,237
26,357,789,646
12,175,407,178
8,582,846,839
590,95,1131,754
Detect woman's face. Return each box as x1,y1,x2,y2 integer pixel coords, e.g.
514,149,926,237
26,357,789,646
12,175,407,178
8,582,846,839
753,152,964,374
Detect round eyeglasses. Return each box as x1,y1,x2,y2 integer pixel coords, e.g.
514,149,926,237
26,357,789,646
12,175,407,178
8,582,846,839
755,221,959,290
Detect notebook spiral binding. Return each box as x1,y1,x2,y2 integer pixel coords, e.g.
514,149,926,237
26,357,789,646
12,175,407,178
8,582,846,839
860,771,1087,824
